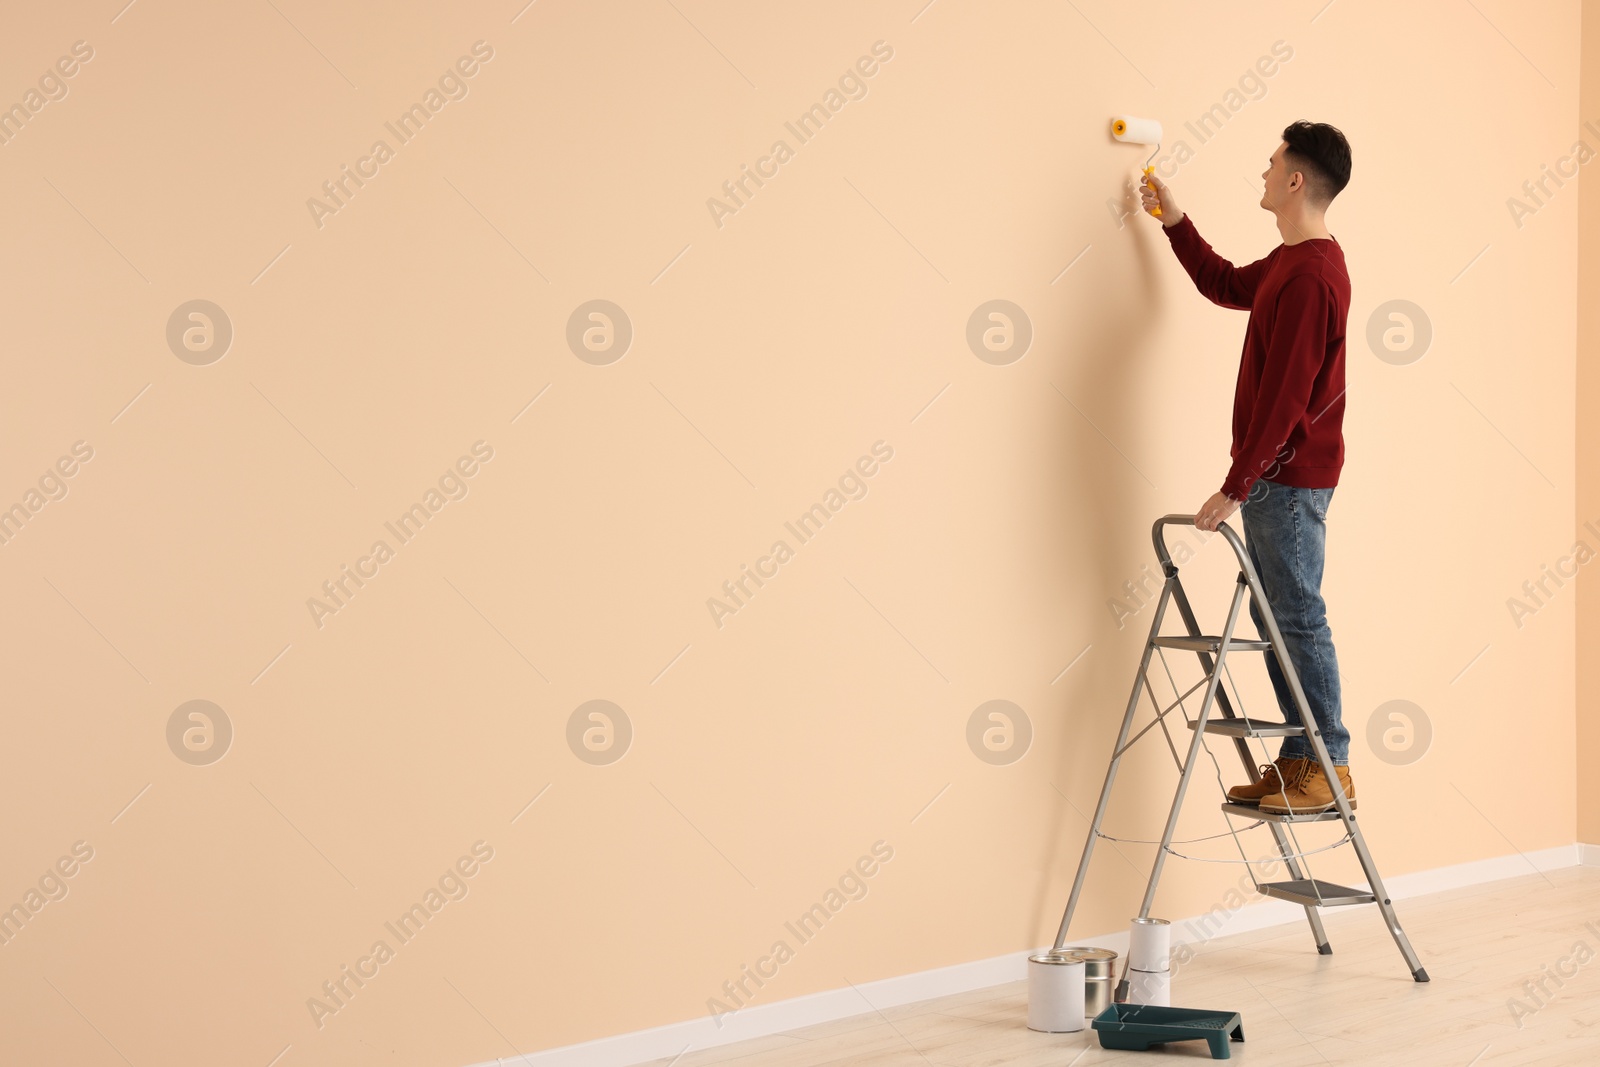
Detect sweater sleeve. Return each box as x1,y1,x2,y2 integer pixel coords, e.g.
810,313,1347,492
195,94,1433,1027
1220,274,1331,501
1163,214,1271,311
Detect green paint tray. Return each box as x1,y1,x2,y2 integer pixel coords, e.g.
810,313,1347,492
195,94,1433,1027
1091,1003,1245,1059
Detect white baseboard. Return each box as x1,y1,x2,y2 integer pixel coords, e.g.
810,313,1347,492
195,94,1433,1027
480,843,1582,1067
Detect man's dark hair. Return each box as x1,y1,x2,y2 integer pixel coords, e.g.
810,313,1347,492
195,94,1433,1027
1282,120,1351,205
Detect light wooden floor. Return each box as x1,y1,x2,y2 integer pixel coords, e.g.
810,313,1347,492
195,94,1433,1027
641,865,1600,1067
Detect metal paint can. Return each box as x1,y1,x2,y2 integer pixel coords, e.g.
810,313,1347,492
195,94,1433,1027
1059,946,1119,1017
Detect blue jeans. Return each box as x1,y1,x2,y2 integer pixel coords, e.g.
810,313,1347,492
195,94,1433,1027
1238,478,1349,765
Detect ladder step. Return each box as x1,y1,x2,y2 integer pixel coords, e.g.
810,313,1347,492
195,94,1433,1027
1259,879,1375,907
1152,635,1273,653
1221,802,1343,824
1187,717,1305,738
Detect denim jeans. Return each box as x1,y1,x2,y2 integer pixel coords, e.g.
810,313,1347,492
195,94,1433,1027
1238,478,1349,765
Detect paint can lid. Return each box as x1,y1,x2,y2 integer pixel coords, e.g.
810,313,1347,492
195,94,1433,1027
1058,947,1119,962
1027,952,1085,966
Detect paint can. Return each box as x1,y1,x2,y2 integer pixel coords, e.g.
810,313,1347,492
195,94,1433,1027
1059,946,1119,1017
1127,917,1172,972
1026,952,1086,1032
1125,966,1173,1007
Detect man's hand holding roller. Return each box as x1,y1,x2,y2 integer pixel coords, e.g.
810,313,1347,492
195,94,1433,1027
1140,172,1183,228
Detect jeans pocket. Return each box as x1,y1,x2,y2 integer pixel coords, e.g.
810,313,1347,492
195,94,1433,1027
1310,488,1331,521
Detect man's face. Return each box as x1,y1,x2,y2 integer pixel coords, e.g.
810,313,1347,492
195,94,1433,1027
1261,142,1299,212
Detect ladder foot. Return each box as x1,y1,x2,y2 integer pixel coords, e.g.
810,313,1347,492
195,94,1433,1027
1413,967,1430,983
1316,942,1332,956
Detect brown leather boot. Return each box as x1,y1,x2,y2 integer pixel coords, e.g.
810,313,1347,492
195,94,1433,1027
1260,760,1356,814
1225,757,1310,806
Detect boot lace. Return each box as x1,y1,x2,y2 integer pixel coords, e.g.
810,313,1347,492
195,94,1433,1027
1287,759,1322,792
1255,757,1299,784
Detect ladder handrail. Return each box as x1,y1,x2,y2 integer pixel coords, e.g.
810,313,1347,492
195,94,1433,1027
1152,514,1253,580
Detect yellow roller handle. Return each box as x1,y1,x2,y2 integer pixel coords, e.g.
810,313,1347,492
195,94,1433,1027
1144,166,1162,217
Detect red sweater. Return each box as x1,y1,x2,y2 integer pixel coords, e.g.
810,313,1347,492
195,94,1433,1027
1162,214,1349,502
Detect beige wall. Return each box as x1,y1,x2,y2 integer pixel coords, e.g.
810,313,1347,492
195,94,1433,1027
1581,0,1600,844
0,2,1586,1064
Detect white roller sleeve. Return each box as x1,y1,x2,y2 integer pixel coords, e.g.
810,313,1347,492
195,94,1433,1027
1111,115,1163,145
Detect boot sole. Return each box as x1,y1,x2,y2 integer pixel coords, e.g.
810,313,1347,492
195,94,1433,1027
1259,799,1358,815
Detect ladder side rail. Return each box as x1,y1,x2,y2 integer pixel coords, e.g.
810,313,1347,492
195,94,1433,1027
1266,822,1333,953
1050,580,1178,951
1133,574,1252,920
1293,682,1428,979
1208,516,1428,982
1153,517,1272,778
1115,574,1252,998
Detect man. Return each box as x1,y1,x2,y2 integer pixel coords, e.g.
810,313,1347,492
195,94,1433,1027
1139,120,1354,814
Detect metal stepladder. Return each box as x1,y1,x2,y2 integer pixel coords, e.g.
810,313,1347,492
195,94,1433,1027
1051,514,1428,991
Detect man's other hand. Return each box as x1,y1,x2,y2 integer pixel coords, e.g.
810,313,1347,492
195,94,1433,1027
1195,490,1239,532
1141,172,1183,227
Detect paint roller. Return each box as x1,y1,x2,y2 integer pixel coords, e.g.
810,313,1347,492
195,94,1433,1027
1111,116,1163,217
